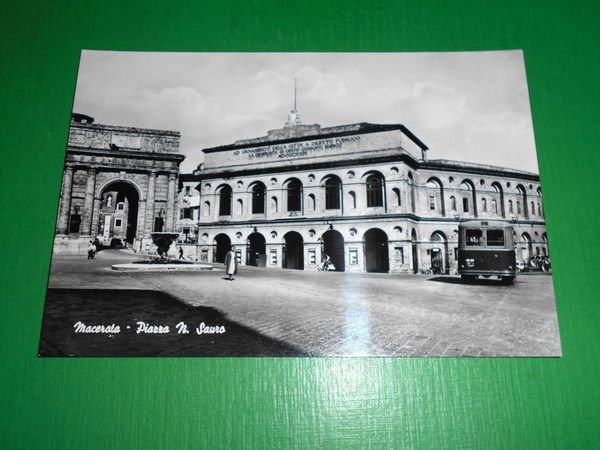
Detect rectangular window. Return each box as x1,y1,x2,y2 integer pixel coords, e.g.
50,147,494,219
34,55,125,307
465,229,482,246
517,201,521,214
486,229,505,247
68,213,81,233
349,248,358,265
201,249,208,262
454,248,458,260
183,208,192,219
115,219,122,227
429,195,436,210
117,203,124,210
462,197,469,212
185,186,191,196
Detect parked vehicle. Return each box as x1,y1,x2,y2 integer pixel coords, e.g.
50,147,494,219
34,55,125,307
458,220,517,284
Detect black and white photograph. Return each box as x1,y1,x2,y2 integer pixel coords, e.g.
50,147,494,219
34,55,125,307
39,50,561,357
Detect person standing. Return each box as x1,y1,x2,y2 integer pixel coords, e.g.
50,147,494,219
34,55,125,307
224,246,237,281
87,241,96,259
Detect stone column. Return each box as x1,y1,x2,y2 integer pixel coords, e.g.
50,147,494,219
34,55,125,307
166,173,177,232
56,166,74,234
90,197,101,237
146,171,157,235
81,168,96,236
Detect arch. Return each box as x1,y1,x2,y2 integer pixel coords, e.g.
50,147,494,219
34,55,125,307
322,175,342,210
491,182,505,218
270,196,278,213
542,232,549,256
411,228,419,273
508,199,514,214
392,187,401,206
430,231,449,275
408,172,416,212
284,178,303,212
516,184,528,218
348,191,356,209
365,171,385,207
308,193,316,211
236,198,243,215
426,176,445,216
364,228,389,273
481,197,487,213
321,229,345,272
202,201,211,217
520,232,533,262
530,201,535,217
450,195,457,211
283,231,304,270
247,232,266,266
460,179,477,216
250,182,266,214
213,233,231,263
99,180,141,244
217,184,232,216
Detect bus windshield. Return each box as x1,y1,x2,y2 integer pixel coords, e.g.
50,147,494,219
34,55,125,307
486,229,505,246
465,229,483,246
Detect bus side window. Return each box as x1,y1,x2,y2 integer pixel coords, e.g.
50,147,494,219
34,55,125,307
465,229,483,246
487,229,505,246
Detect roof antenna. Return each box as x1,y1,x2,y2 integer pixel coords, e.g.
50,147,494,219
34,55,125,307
285,78,302,127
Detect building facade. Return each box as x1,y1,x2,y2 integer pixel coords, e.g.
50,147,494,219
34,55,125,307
54,114,184,254
181,115,548,273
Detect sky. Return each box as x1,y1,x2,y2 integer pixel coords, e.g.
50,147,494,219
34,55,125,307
73,50,539,174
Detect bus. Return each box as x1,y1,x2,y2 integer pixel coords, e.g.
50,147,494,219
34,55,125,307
457,220,517,284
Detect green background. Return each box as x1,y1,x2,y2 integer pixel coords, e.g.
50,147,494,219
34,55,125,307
1,0,598,448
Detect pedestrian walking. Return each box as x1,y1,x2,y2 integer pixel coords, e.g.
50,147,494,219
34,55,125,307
224,245,237,281
178,246,184,260
87,241,96,259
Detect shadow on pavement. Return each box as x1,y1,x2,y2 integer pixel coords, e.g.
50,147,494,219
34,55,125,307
427,276,514,286
39,288,306,357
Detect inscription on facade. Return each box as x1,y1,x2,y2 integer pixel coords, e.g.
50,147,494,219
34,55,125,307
233,136,361,160
111,134,142,149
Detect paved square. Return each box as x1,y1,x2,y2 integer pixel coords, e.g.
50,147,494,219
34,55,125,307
43,249,562,357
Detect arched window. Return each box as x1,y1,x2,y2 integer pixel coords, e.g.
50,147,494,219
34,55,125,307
408,172,416,212
324,176,341,210
366,174,384,207
492,199,498,214
531,201,535,216
460,180,476,216
450,196,456,211
218,186,232,216
236,199,243,215
482,198,487,212
517,184,528,218
517,201,521,214
287,179,302,212
251,183,265,214
508,200,513,214
270,196,278,213
203,201,210,217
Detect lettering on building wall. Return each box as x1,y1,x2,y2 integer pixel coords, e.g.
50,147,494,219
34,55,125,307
111,134,142,149
232,136,361,160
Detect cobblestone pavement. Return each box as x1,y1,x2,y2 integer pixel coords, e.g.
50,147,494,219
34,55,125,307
46,250,562,357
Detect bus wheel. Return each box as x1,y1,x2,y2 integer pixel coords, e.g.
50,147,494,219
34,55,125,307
501,276,515,285
461,275,476,283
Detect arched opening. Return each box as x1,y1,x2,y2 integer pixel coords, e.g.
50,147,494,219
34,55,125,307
426,177,445,216
460,179,477,217
392,187,401,206
365,173,384,207
321,229,345,272
492,182,505,218
517,184,528,218
411,228,419,274
408,172,416,213
213,233,231,263
283,231,304,270
251,182,266,214
247,232,266,267
323,175,342,210
430,231,449,275
364,228,389,273
98,181,140,246
520,232,533,262
285,178,302,212
218,185,232,216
